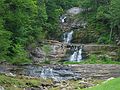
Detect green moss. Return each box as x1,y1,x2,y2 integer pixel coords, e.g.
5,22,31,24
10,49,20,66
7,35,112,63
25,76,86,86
42,45,52,54
0,74,52,90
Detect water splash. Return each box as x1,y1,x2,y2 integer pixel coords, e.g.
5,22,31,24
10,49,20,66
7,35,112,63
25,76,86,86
70,51,77,62
77,48,82,62
40,67,57,80
70,47,82,62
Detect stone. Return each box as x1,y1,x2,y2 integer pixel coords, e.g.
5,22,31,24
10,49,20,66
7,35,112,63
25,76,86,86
30,41,67,63
79,81,95,88
67,7,83,15
30,47,46,63
61,88,67,90
31,47,46,58
117,41,120,45
5,72,16,77
109,52,117,56
49,43,66,58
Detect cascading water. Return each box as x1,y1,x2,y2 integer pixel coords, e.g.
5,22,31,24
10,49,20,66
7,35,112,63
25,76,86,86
40,67,58,80
70,51,77,62
40,68,46,79
60,16,67,23
77,48,82,62
63,31,73,44
70,47,82,62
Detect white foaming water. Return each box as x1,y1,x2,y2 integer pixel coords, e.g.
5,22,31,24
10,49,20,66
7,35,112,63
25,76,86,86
70,51,77,62
64,31,73,44
77,48,82,62
40,67,57,80
70,48,82,62
60,16,67,23
40,68,46,79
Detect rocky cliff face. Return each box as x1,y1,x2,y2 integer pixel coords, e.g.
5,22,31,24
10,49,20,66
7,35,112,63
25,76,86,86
60,7,87,32
29,40,67,64
29,41,119,64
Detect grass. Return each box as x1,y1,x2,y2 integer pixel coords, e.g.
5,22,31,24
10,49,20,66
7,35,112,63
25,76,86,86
0,73,52,90
0,74,103,90
81,77,120,90
42,44,52,54
64,55,120,64
1,73,119,90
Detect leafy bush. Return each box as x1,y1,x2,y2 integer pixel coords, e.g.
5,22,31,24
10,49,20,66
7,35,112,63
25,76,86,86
97,36,111,44
9,44,31,65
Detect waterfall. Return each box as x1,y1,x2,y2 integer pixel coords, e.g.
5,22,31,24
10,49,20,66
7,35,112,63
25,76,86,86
63,31,73,44
40,68,46,79
70,47,82,62
77,48,82,62
60,16,67,23
70,51,78,62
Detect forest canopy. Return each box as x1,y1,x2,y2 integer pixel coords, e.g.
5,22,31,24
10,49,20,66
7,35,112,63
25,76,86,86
0,0,120,64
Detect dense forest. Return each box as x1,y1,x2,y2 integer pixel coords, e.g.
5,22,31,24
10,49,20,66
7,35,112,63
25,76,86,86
0,0,120,64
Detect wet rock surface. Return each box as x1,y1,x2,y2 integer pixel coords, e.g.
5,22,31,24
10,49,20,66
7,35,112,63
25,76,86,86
0,64,120,90
1,64,120,81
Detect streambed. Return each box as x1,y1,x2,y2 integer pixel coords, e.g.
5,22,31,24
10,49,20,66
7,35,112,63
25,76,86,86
0,64,120,81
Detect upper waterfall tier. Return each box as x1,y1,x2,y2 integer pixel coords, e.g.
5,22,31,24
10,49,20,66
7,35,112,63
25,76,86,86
63,31,74,44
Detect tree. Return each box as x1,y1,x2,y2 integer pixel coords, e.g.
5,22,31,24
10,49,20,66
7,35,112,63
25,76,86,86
109,0,120,37
0,18,11,61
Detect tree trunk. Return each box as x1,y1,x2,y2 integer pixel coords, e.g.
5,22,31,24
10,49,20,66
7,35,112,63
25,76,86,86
109,27,113,42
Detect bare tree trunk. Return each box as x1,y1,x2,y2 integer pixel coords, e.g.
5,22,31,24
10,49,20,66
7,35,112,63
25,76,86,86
109,27,113,42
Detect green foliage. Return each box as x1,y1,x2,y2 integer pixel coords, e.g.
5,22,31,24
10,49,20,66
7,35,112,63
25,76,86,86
0,74,52,90
41,45,51,54
109,0,120,29
79,0,120,44
0,18,11,61
0,0,48,64
97,36,111,44
10,44,31,65
43,60,51,64
73,30,99,44
80,0,92,8
0,0,120,64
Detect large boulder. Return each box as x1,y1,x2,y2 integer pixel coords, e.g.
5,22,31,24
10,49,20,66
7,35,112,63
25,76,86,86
45,40,67,62
30,47,46,63
31,47,46,58
30,40,67,64
67,7,83,15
